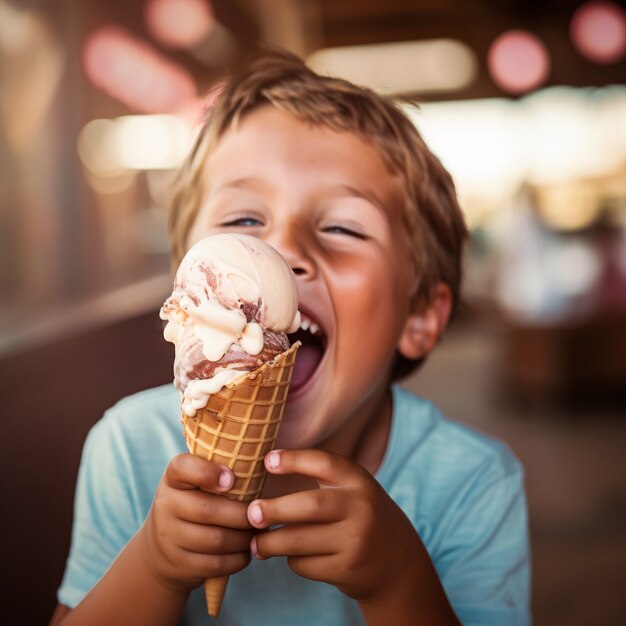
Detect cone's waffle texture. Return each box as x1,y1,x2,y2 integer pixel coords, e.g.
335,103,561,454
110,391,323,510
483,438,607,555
181,341,300,617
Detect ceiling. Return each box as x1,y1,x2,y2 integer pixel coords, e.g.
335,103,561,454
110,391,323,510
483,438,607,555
40,0,626,101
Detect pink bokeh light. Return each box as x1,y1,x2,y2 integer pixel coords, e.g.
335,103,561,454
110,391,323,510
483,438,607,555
570,1,626,64
487,30,551,95
144,0,215,49
82,26,198,113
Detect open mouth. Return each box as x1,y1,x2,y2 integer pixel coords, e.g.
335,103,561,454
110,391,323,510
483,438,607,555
288,312,327,395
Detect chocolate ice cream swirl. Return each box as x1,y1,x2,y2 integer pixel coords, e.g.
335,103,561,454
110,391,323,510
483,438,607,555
174,329,290,393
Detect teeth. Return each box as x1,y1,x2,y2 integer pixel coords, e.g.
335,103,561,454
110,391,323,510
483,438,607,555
299,316,321,336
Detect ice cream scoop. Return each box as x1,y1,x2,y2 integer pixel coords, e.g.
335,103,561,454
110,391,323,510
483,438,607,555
160,233,301,416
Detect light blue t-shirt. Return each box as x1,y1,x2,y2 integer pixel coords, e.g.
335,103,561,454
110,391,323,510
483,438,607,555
58,384,531,625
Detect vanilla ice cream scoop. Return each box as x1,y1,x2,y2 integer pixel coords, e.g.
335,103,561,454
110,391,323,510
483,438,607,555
160,234,300,415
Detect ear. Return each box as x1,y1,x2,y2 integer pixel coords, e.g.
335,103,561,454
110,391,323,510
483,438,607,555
397,283,453,360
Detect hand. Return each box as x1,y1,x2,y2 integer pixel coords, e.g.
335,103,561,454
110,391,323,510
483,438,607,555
139,454,255,591
246,449,425,603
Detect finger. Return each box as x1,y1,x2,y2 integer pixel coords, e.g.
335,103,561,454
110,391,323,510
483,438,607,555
247,489,346,529
165,454,234,494
287,554,341,584
172,489,251,529
178,521,255,555
252,524,338,560
183,550,251,579
265,449,368,488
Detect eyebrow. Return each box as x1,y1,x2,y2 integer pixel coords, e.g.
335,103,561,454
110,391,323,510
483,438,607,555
329,184,389,219
213,177,268,193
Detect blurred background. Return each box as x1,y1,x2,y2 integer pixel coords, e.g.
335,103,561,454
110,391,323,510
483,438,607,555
1,0,625,624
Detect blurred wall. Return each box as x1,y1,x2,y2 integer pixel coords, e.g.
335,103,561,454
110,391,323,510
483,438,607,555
0,310,173,625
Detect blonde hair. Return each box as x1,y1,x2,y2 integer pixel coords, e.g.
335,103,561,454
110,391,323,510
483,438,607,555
169,49,467,379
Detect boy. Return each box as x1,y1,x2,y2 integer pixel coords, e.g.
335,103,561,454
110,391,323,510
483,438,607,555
52,50,530,625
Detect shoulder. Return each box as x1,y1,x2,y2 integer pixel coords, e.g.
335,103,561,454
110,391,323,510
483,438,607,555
90,384,182,444
101,383,182,427
382,386,525,532
58,385,183,608
389,384,522,481
74,384,185,527
83,384,185,484
387,387,530,623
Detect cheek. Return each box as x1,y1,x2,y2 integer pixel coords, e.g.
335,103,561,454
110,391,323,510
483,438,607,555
187,212,209,249
328,256,410,364
186,200,229,248
328,253,409,318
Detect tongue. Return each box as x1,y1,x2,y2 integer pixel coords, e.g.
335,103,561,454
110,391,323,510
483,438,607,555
290,343,323,389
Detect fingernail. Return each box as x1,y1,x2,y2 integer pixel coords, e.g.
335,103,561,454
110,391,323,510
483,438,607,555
248,502,263,526
266,450,280,470
250,536,260,559
219,469,233,490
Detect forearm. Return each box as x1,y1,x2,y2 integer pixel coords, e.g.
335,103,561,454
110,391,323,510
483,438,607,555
357,549,461,626
55,532,190,626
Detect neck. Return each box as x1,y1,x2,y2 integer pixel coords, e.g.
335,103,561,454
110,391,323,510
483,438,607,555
319,384,392,475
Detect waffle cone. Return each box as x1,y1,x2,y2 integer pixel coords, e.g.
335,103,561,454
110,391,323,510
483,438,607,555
181,341,300,617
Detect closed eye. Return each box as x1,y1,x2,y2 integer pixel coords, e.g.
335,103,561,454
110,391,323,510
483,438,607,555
322,225,368,240
220,216,263,227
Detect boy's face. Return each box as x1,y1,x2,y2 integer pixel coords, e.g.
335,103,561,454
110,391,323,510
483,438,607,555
189,106,415,449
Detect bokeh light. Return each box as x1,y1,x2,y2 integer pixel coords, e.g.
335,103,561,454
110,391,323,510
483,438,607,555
570,0,626,64
82,26,197,113
77,118,120,175
144,0,215,49
405,86,626,226
115,115,191,170
78,115,193,174
487,30,550,95
308,39,477,95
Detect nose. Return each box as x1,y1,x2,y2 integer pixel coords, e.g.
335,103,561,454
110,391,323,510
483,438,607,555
265,225,316,280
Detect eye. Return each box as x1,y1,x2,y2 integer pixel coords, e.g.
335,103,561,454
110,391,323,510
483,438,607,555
322,225,368,240
220,216,263,227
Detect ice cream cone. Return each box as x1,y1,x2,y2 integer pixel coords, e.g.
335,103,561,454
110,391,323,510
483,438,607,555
181,341,300,617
